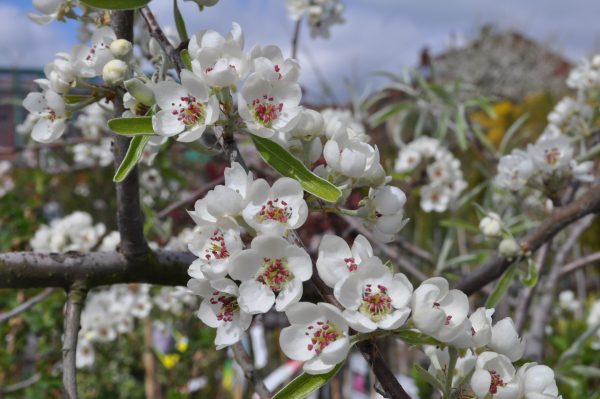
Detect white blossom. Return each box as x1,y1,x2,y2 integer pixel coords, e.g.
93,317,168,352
316,234,375,288
152,70,220,142
242,177,308,236
280,302,350,374
229,235,312,313
335,263,412,332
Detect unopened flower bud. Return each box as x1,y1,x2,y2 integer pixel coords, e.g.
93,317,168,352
124,78,155,107
479,212,502,237
109,39,133,59
498,238,520,258
102,59,129,86
593,55,600,68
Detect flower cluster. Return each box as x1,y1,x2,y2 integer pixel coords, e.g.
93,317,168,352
22,25,132,143
285,0,345,38
394,136,467,212
186,162,310,347
29,211,106,252
495,133,594,193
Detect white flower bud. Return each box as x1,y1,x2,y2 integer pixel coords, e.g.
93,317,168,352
124,78,155,107
479,212,502,237
498,238,520,258
109,39,133,59
593,55,600,68
102,59,128,86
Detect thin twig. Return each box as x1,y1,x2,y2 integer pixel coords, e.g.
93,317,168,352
560,251,600,276
232,342,271,399
157,176,224,219
0,373,41,395
139,6,184,74
524,215,595,361
0,288,56,323
291,19,301,60
62,282,87,399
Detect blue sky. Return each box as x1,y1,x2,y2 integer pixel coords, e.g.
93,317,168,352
2,0,600,102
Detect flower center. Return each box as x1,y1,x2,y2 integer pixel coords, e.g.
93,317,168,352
304,320,344,355
257,198,291,224
544,147,561,165
45,108,58,122
257,257,293,293
489,370,506,394
171,96,205,127
203,229,230,261
343,257,358,272
359,284,393,322
251,95,283,127
209,292,239,323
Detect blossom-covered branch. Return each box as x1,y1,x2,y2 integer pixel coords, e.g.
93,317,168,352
455,182,600,295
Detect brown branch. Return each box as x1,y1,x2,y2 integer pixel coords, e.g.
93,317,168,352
0,250,193,289
0,373,41,395
560,251,600,276
157,176,224,219
220,133,411,399
0,288,56,323
143,318,163,399
291,19,301,60
139,6,184,74
524,215,595,361
62,281,87,399
455,183,600,295
232,342,271,399
111,10,149,259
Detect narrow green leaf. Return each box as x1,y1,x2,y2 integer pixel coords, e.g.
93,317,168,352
173,0,189,42
367,102,412,127
435,110,450,140
273,362,344,399
80,0,151,10
413,363,445,394
520,257,538,288
251,136,342,203
181,49,193,70
455,104,468,151
569,365,600,378
396,330,440,346
108,117,155,136
64,94,92,104
471,123,497,155
467,96,496,119
113,135,150,182
440,219,480,233
499,113,529,154
485,263,518,309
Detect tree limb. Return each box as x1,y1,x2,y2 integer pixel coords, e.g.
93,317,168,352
0,288,56,323
62,281,87,399
455,183,600,295
111,10,149,259
0,250,193,289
